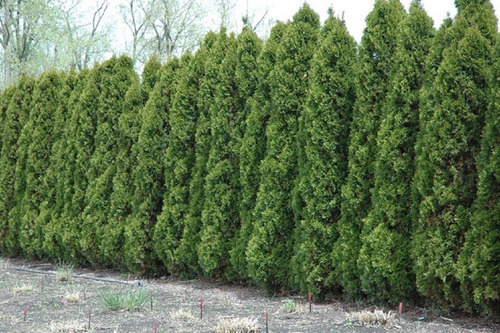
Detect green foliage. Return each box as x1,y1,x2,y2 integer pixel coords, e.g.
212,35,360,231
80,56,137,266
126,58,180,273
0,77,36,254
332,0,406,298
357,1,435,304
173,32,220,276
1,2,500,316
148,55,197,275
246,4,320,291
59,68,99,263
38,72,79,259
230,23,284,280
290,15,357,297
458,41,500,315
411,0,497,307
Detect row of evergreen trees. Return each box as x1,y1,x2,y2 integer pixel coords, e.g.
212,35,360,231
0,0,499,315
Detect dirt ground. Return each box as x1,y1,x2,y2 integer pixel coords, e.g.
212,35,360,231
0,258,498,333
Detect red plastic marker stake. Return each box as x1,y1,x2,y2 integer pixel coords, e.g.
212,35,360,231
154,323,159,333
23,305,29,321
398,302,403,314
265,311,269,333
308,292,312,313
200,299,204,319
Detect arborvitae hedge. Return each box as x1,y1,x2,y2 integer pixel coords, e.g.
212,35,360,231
0,77,36,254
80,56,137,266
38,72,78,259
246,4,320,291
290,12,356,297
1,1,500,316
230,23,283,280
458,40,500,315
61,68,99,263
357,1,435,304
126,57,180,273
174,32,219,276
123,57,168,273
411,0,497,308
332,0,406,298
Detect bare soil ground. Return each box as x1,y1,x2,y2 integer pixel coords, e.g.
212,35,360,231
0,258,498,333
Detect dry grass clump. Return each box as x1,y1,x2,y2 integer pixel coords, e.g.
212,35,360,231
347,309,399,328
48,320,87,332
13,283,34,294
215,317,258,333
170,308,195,321
64,290,81,303
55,262,74,282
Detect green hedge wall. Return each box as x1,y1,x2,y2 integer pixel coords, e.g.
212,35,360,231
0,0,499,316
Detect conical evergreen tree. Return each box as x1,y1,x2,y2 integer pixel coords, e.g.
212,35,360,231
102,74,144,268
356,1,434,304
152,51,211,275
38,72,80,259
59,68,99,263
0,77,36,254
290,11,357,296
16,72,66,258
80,56,136,265
197,32,242,279
102,57,163,269
230,23,285,280
124,58,180,273
457,40,500,315
173,32,221,276
331,0,405,297
246,4,320,291
411,0,497,307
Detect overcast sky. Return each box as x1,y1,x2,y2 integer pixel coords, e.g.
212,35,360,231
230,0,500,42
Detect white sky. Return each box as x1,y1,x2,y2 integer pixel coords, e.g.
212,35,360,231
230,0,500,42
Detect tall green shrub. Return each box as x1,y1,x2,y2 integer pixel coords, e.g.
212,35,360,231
59,68,99,263
16,72,66,258
457,40,500,315
411,0,497,307
37,72,79,259
246,4,320,291
197,33,241,278
332,0,405,297
173,32,221,276
0,77,36,254
290,12,357,296
125,58,180,273
356,1,434,304
103,74,143,268
152,52,210,275
230,23,285,280
80,56,136,266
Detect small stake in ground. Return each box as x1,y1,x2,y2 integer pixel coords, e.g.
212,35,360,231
308,292,312,313
150,294,154,310
265,311,269,333
23,305,29,321
88,312,91,329
200,299,204,319
41,275,45,292
154,322,159,333
398,302,403,315
83,284,87,300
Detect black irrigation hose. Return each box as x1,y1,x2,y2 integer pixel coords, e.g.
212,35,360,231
10,266,136,286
